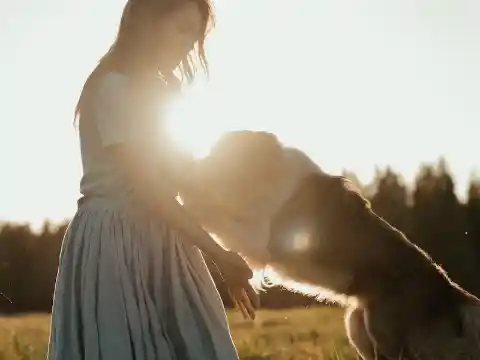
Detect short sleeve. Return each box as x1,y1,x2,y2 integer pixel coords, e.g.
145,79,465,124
93,72,134,147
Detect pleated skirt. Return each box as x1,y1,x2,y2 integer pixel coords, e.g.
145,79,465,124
47,196,239,360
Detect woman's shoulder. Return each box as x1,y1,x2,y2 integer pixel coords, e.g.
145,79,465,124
95,71,172,105
94,71,132,101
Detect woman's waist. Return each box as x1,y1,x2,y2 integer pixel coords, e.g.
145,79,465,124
77,192,139,213
77,190,179,228
75,193,163,230
80,170,133,195
78,169,180,222
80,167,178,202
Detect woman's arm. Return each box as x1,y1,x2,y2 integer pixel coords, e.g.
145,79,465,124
108,142,229,261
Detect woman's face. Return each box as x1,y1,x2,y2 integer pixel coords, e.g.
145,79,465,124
150,1,204,71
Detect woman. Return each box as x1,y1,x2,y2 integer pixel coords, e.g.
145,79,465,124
47,0,258,359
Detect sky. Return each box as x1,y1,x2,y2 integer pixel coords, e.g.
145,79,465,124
1,0,479,229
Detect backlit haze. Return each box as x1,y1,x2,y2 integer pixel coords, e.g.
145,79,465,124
1,0,479,230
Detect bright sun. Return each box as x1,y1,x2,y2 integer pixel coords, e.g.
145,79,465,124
165,84,227,160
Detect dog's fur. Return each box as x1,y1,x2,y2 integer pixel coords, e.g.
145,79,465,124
180,130,480,360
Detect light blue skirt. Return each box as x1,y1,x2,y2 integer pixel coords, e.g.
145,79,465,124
47,196,239,360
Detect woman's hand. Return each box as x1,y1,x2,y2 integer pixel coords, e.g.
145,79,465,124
211,250,260,320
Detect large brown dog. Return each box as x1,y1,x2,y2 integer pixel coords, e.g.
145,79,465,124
180,130,480,360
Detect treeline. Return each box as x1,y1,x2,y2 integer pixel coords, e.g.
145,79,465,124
1,157,480,313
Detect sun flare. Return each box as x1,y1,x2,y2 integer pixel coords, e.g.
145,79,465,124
165,85,227,160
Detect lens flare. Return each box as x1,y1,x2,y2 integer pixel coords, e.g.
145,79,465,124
273,219,318,256
292,231,311,252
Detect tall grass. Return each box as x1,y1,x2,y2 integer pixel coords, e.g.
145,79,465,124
0,307,359,359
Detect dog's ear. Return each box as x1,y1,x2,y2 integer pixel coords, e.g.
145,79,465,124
281,174,370,219
285,173,338,206
337,176,371,210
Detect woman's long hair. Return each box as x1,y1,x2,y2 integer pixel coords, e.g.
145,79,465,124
74,0,215,124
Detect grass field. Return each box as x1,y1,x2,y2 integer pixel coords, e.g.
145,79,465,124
0,306,359,360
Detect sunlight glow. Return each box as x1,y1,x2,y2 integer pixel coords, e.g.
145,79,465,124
165,84,226,160
292,232,312,252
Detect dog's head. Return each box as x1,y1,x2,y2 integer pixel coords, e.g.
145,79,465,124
191,130,288,217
